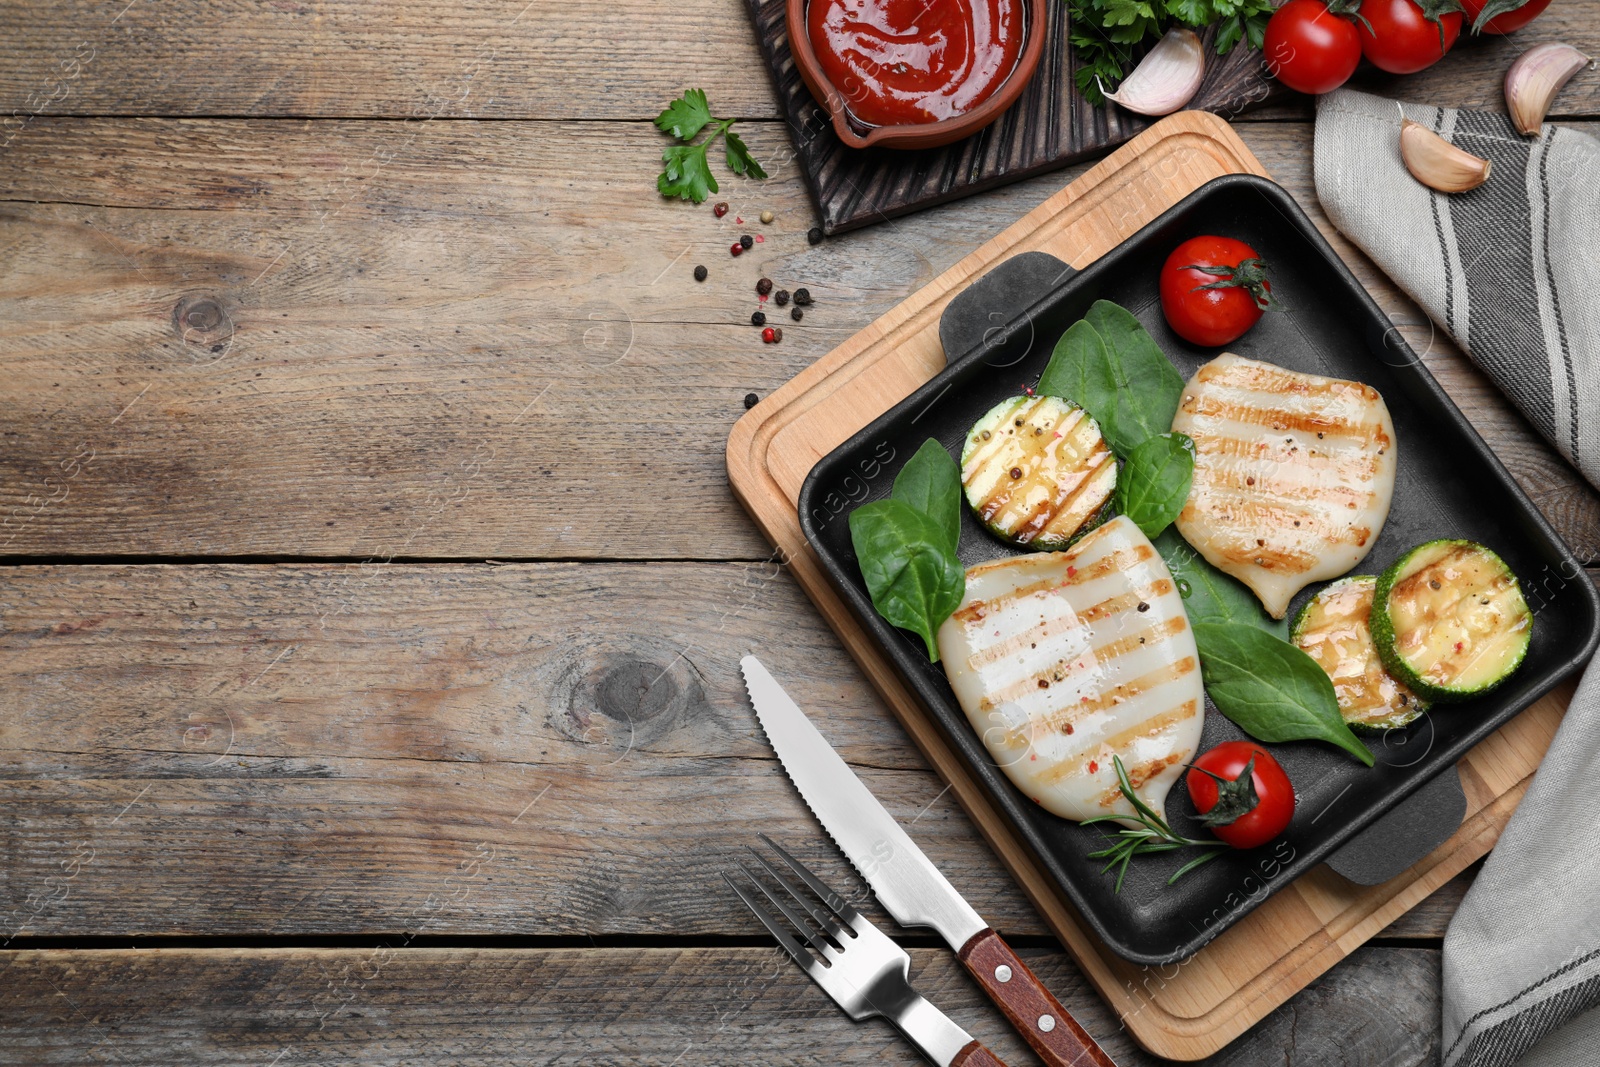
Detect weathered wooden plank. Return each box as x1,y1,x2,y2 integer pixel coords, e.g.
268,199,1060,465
3,118,1596,558
0,944,1439,1065
1247,8,1600,122
0,560,1476,944
0,561,1071,939
0,0,1594,122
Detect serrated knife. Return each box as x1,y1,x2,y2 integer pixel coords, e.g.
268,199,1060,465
741,655,1117,1067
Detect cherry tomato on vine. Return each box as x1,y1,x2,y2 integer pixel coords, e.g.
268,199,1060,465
1187,742,1296,850
1159,235,1277,347
1265,0,1363,95
1359,0,1463,74
1459,0,1551,33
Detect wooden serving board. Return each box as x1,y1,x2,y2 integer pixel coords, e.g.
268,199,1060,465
726,110,1572,1060
743,0,1283,234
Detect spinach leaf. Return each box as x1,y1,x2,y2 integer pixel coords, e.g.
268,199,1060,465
1116,432,1193,539
1191,621,1374,766
892,439,962,556
1036,300,1185,456
1155,528,1288,639
849,499,965,662
1037,319,1105,414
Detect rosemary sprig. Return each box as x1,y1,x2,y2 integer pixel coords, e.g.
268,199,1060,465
1082,755,1228,893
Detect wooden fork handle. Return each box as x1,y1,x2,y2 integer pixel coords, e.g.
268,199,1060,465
951,1039,1009,1067
958,928,1117,1067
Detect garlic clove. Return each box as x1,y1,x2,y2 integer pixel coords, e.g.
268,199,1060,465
1505,43,1593,137
1399,120,1492,193
1100,28,1205,117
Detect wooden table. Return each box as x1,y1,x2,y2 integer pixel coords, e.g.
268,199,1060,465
1,3,1596,1063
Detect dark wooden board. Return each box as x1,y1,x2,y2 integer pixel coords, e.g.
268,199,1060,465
743,0,1283,233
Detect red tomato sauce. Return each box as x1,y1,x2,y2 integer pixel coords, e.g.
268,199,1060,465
806,0,1026,128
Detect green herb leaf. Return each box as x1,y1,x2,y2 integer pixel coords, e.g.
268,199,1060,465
1116,432,1194,538
1037,301,1185,455
723,129,769,180
654,89,714,141
892,439,963,556
654,91,764,204
657,142,717,203
849,499,966,661
1191,621,1375,765
1068,0,1276,92
1154,527,1287,638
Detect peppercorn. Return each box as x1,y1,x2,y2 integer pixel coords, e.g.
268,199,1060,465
714,202,729,218
774,289,790,307
793,287,812,306
693,264,708,282
790,307,803,321
744,392,759,409
739,234,754,250
771,327,783,343
756,277,773,296
761,326,777,343
751,311,767,327
730,242,743,257
807,227,823,245
760,210,774,224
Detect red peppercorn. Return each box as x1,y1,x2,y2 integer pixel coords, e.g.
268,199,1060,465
761,327,777,343
713,202,729,217
730,242,743,257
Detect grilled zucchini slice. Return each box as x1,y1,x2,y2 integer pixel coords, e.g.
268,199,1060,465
1370,540,1532,702
960,395,1117,550
1292,576,1429,731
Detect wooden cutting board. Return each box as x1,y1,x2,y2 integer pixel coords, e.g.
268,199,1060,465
726,110,1571,1060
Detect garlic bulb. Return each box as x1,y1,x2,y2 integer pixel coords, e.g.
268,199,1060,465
1505,43,1593,136
1399,120,1492,193
1099,28,1205,117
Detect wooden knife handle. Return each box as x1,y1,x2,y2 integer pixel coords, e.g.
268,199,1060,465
958,928,1117,1067
951,1039,1009,1067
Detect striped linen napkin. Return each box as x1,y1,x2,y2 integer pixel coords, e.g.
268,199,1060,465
1314,88,1600,1067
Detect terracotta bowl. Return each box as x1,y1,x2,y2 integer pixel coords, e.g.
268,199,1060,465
785,0,1048,151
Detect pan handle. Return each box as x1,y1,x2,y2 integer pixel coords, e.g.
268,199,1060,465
937,251,1075,362
1326,764,1466,885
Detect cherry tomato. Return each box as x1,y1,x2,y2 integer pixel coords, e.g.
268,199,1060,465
1359,0,1463,74
1264,0,1363,95
1459,0,1551,33
1159,236,1274,347
1187,742,1296,850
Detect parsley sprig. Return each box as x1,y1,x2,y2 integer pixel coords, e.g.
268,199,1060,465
654,89,768,204
1068,0,1274,105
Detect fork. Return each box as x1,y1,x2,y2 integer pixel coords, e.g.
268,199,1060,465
725,836,1009,1067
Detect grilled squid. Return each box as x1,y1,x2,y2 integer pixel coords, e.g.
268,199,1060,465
1171,353,1398,619
936,516,1204,823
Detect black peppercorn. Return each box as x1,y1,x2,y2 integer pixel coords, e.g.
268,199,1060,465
751,311,767,327
739,234,754,250
807,227,823,245
774,289,790,307
756,277,773,296
693,264,707,282
744,392,759,409
790,306,803,321
793,287,812,306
